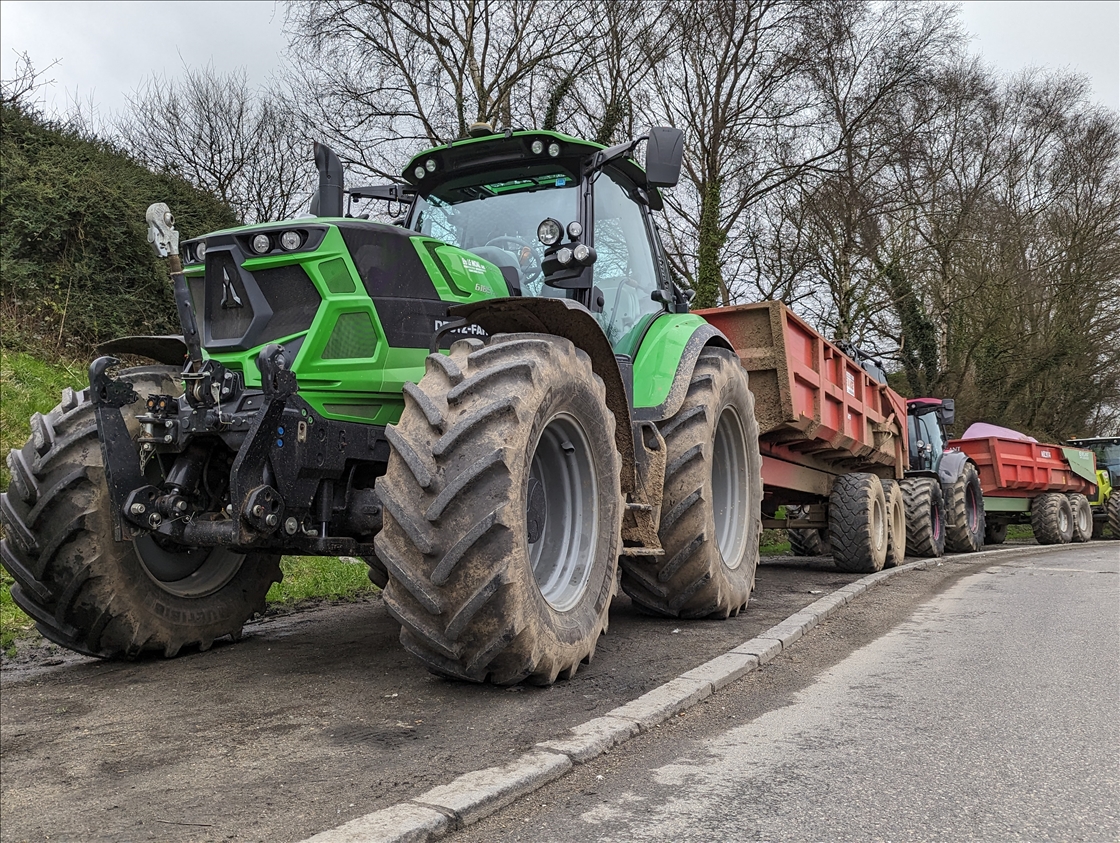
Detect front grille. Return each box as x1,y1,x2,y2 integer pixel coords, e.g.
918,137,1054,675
256,265,320,341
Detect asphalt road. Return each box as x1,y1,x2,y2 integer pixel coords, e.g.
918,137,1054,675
452,544,1120,842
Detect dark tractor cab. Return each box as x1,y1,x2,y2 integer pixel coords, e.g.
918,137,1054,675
907,398,955,473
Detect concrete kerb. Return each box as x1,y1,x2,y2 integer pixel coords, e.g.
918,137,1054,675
299,547,1056,843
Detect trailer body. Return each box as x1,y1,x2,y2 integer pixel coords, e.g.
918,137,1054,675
947,434,1097,498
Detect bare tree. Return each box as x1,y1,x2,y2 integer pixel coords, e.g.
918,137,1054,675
115,65,311,223
1,51,60,110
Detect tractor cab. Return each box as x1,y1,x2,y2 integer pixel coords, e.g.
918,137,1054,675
907,397,955,473
400,127,688,351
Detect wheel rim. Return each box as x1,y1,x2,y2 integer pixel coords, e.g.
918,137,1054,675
527,413,599,612
872,494,887,553
967,484,980,532
931,497,942,541
711,406,749,570
1059,507,1070,534
135,536,246,598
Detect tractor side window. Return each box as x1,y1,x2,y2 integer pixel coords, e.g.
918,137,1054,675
593,171,664,347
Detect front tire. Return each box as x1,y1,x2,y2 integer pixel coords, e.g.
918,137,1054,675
0,367,281,658
944,463,985,553
829,473,888,573
375,334,622,685
620,348,762,619
899,477,946,558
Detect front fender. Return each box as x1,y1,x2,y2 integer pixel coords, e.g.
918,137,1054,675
96,335,188,367
938,450,973,487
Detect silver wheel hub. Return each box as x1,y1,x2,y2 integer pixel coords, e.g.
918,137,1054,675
711,407,749,569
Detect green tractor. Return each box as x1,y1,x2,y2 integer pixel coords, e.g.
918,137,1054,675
1,127,763,684
1065,437,1120,538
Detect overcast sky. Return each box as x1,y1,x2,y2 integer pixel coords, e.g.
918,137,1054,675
1,0,1117,122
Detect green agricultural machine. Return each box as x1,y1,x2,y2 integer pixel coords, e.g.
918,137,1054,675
1065,437,1120,538
1,127,764,684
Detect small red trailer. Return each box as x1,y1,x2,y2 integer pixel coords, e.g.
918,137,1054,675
697,302,937,572
947,424,1098,544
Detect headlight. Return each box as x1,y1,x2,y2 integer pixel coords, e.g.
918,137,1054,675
425,158,437,172
251,234,271,255
573,243,591,262
567,221,583,239
280,230,302,251
531,139,544,155
548,142,561,158
556,247,573,265
195,241,208,261
537,218,562,246
414,166,426,179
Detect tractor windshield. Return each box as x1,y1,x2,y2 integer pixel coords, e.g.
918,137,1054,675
410,172,577,296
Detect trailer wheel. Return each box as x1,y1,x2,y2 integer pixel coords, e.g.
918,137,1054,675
1108,491,1120,538
899,477,946,558
984,521,1008,545
829,473,888,573
376,334,621,685
944,462,985,553
1067,493,1093,543
0,367,281,658
621,347,761,619
789,526,830,557
1031,492,1073,545
882,479,906,567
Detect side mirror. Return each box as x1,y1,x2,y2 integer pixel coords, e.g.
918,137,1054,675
937,399,955,428
314,142,345,218
645,127,684,188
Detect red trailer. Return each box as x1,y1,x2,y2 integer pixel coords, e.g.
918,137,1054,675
947,425,1098,544
697,302,936,572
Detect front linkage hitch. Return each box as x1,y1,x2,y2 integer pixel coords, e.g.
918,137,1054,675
88,205,390,558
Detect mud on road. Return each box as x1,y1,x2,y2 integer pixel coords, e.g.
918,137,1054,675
0,554,992,843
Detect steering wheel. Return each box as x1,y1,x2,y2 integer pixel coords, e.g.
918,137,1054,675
484,236,544,290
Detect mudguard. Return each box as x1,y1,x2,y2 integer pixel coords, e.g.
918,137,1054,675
630,313,733,423
938,449,973,486
96,335,188,366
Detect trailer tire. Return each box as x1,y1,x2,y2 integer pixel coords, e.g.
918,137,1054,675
984,521,1008,545
788,526,830,557
0,367,281,659
1031,492,1073,545
376,334,621,685
829,473,888,573
899,477,946,558
621,347,761,619
1067,493,1093,543
944,462,985,553
1108,492,1120,538
882,479,907,567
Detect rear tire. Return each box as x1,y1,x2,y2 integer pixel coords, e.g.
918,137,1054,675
899,477,946,558
1067,493,1093,543
1031,492,1073,545
0,367,281,658
620,348,762,619
944,462,985,553
375,334,622,685
1108,492,1120,538
882,479,907,567
829,473,888,573
984,521,1008,545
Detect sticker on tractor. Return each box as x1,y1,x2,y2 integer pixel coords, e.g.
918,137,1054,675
461,257,488,275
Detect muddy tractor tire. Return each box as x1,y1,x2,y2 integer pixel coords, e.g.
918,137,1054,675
1066,493,1093,544
829,473,888,573
899,476,946,558
984,521,1008,545
1031,492,1073,545
882,479,907,567
788,526,830,557
1109,491,1120,538
620,348,762,619
0,367,282,658
375,334,622,685
944,462,985,553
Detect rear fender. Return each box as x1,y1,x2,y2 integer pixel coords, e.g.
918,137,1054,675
630,313,733,423
938,450,973,487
